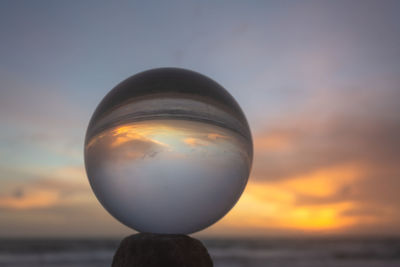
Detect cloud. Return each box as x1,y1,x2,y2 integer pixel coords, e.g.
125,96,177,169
0,165,91,210
253,112,399,177
1,0,400,237
207,78,400,235
209,165,362,234
0,164,131,237
184,137,209,147
86,123,169,163
0,190,58,209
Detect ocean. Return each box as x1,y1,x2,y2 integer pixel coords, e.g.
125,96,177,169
0,237,399,267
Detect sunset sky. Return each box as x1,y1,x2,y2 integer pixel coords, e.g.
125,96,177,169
1,0,400,238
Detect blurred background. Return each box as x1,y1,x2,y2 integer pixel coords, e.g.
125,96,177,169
1,0,399,266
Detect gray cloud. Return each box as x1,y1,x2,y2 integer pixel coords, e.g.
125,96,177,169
249,82,400,233
12,187,25,199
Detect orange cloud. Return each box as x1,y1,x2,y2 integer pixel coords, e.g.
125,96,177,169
183,137,209,147
0,165,92,211
213,164,365,233
0,190,59,209
278,164,361,198
111,124,169,148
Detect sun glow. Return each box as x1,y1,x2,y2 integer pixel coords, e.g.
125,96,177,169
217,164,364,232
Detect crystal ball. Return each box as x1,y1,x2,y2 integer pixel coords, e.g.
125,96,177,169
84,68,253,234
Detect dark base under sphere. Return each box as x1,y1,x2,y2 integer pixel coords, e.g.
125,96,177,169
112,233,213,267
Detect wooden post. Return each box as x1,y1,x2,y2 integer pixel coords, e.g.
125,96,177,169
112,233,213,267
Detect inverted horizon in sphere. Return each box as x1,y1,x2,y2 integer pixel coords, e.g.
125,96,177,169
84,68,253,234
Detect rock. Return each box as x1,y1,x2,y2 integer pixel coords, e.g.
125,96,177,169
112,233,213,267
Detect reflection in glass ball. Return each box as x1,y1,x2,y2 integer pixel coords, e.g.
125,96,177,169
84,68,253,234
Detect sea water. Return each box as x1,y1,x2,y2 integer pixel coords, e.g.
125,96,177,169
0,237,399,267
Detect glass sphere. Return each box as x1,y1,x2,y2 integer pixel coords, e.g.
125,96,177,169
84,68,253,234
